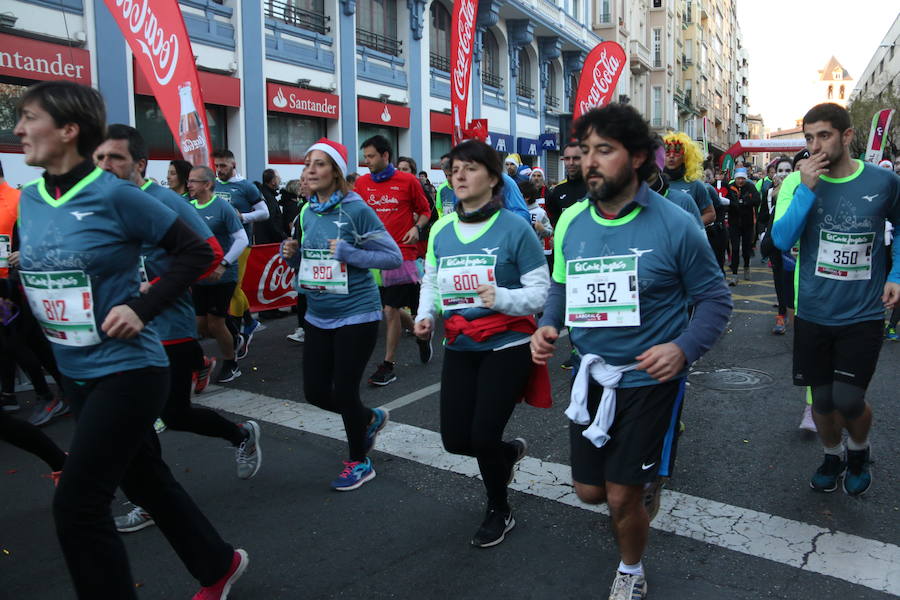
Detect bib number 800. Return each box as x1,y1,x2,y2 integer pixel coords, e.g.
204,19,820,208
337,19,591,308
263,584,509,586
453,274,480,291
586,281,617,304
832,249,859,266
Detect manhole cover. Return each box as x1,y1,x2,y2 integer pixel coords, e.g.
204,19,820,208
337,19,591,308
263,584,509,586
688,368,774,391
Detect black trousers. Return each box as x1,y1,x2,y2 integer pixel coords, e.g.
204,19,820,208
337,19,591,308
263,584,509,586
303,320,378,461
0,410,66,470
54,367,233,599
440,344,531,510
729,224,755,272
0,304,61,397
706,224,728,272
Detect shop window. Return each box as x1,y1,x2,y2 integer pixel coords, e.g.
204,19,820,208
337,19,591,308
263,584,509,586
430,133,451,168
267,113,327,163
0,81,26,151
135,95,227,160
357,124,399,165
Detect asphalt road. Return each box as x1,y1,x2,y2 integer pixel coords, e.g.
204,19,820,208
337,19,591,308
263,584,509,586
2,265,898,599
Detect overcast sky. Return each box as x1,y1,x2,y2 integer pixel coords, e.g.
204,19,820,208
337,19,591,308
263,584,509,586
736,1,900,133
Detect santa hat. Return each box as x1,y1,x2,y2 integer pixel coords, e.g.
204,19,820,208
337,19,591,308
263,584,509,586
531,167,545,176
878,159,893,169
306,138,348,177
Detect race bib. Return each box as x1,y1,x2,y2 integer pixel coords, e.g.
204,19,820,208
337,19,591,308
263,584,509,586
0,234,9,270
19,270,101,347
565,255,640,327
138,256,149,284
298,249,348,294
815,230,873,281
437,254,496,310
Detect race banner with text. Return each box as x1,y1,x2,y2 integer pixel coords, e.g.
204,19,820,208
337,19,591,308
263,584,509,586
572,41,627,120
103,0,212,166
450,0,479,146
864,108,895,164
241,244,298,312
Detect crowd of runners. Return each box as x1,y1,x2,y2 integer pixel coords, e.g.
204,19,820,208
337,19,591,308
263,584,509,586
0,80,897,600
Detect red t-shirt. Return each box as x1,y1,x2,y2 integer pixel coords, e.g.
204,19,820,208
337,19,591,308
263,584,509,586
355,170,431,261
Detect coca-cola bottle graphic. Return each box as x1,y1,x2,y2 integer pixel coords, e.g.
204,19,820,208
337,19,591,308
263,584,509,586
178,81,208,166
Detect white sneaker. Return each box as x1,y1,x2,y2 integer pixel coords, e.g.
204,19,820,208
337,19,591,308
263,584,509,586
114,505,155,533
286,327,305,343
609,571,647,600
799,404,817,432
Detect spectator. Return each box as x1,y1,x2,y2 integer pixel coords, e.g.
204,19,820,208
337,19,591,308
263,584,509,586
418,170,436,201
167,159,192,197
253,168,286,244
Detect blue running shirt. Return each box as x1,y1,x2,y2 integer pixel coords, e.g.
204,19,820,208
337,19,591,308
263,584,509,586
215,178,262,238
191,194,242,284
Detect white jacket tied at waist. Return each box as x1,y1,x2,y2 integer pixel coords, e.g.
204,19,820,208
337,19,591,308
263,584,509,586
566,354,640,448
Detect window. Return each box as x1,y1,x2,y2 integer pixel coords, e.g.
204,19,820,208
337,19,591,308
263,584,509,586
652,0,662,7
827,84,833,99
430,133,451,168
546,65,560,108
599,0,610,23
135,95,226,160
357,0,401,56
570,0,579,20
264,0,328,35
482,30,502,89
685,0,692,22
267,113,326,163
429,2,451,71
652,28,662,68
357,124,398,164
839,85,845,100
516,50,533,99
652,86,662,127
0,82,25,151
833,68,842,80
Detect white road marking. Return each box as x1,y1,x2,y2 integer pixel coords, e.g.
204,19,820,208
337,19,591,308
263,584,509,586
195,387,900,596
379,382,441,411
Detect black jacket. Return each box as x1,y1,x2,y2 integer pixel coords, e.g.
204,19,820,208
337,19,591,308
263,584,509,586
254,184,287,244
546,178,587,226
725,181,760,230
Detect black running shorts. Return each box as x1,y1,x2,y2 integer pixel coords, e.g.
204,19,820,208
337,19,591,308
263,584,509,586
570,378,685,487
792,317,884,389
379,283,419,310
192,282,237,317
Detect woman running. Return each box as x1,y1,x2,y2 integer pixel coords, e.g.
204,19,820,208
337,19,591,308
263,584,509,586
414,140,550,548
281,139,401,490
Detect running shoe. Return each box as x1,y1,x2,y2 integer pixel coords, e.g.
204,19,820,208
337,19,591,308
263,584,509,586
195,356,216,394
886,325,899,341
235,421,262,480
192,549,249,600
743,266,751,280
507,438,528,485
218,361,241,383
608,571,647,600
153,418,167,434
728,274,738,287
560,356,574,370
28,394,69,427
368,361,397,386
0,393,19,412
114,505,155,533
843,447,872,496
643,477,664,522
286,327,305,343
331,458,376,491
798,404,817,432
471,507,515,548
46,470,62,487
810,453,845,493
236,319,262,360
416,333,433,364
364,408,390,453
772,315,786,335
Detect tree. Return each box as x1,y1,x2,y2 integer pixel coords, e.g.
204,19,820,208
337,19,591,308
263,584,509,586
847,87,900,160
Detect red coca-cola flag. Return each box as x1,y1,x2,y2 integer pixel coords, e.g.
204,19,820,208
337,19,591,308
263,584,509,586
572,41,627,120
450,0,479,146
102,0,212,166
241,244,298,312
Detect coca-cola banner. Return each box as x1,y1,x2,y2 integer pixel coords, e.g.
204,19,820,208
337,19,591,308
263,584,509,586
572,41,627,121
450,0,479,146
241,244,297,312
102,0,212,166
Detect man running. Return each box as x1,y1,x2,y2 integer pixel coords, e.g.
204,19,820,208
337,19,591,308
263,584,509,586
545,142,587,227
530,104,731,600
772,102,900,496
356,135,433,385
662,132,716,226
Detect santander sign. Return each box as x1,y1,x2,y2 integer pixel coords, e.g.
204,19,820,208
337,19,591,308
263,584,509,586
450,0,479,145
113,0,179,85
573,41,627,120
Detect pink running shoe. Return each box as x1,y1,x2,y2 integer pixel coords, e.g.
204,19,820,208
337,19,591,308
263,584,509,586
192,549,248,600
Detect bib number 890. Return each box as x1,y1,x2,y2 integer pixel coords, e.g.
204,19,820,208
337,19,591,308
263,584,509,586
586,282,617,304
832,250,859,266
452,273,480,291
42,299,68,322
312,265,333,280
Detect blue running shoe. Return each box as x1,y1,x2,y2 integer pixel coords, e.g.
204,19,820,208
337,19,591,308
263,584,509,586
331,458,376,491
843,447,872,496
810,454,844,492
886,325,898,341
365,408,390,453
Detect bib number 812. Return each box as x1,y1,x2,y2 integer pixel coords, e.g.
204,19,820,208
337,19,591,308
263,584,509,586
832,249,859,266
453,273,480,291
586,282,617,304
42,299,68,322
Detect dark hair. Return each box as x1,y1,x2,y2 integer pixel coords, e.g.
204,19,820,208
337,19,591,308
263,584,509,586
19,81,106,158
213,149,235,160
572,104,657,181
346,172,358,185
774,155,793,169
793,149,811,165
517,180,538,201
397,156,417,173
418,170,429,177
802,103,852,133
447,140,505,196
106,123,148,163
262,168,278,185
169,159,193,188
360,135,393,162
563,141,581,151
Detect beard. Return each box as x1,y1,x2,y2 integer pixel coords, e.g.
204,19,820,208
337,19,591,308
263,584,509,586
587,164,633,204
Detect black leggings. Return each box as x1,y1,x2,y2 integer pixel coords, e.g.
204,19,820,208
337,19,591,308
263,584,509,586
303,320,378,462
729,225,755,272
296,293,307,328
0,410,66,470
55,367,233,599
440,344,531,510
0,305,62,397
771,258,796,316
160,340,244,446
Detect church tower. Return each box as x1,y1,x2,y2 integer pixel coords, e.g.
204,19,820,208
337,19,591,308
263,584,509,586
817,56,853,108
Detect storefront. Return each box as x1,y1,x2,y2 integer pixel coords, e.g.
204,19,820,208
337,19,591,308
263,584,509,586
266,81,338,164
357,98,410,165
429,111,452,169
485,131,514,158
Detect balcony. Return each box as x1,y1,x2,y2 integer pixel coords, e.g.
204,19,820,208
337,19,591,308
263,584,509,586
516,84,535,100
265,0,329,35
482,71,503,89
356,28,402,57
429,52,450,73
545,93,560,109
629,39,651,74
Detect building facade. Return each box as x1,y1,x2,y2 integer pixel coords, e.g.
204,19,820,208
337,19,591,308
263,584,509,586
0,0,600,186
850,14,900,102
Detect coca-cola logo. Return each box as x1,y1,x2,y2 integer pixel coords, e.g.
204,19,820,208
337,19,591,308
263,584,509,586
578,49,622,115
256,253,297,305
181,136,206,153
114,0,179,86
452,0,476,102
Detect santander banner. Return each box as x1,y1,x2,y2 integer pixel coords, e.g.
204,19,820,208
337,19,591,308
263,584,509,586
450,0,479,146
242,244,298,312
103,0,212,166
572,41,627,121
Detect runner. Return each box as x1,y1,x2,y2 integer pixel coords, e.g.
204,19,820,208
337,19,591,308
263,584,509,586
93,125,261,497
281,138,401,490
167,158,192,198
545,142,587,227
530,104,731,600
662,132,716,226
415,139,549,547
760,157,795,335
520,180,554,270
725,167,762,283
190,166,249,383
771,102,900,496
13,80,246,600
355,135,433,385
